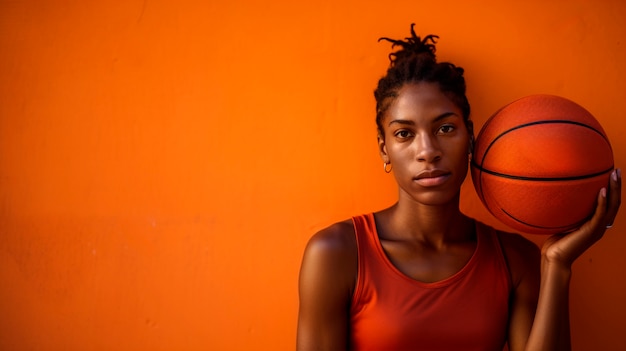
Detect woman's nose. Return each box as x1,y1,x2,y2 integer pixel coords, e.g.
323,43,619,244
416,134,442,162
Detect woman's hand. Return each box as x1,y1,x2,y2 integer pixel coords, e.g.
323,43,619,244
542,169,622,267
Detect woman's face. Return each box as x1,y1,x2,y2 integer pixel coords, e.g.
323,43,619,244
378,82,471,206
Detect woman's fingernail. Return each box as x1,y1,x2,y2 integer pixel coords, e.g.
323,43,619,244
602,187,607,198
613,170,618,181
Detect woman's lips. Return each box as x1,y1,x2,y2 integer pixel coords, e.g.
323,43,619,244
414,170,451,187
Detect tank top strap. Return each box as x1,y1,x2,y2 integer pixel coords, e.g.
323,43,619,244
475,221,512,289
351,213,380,308
352,213,375,240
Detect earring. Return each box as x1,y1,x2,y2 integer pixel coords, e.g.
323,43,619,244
384,162,393,173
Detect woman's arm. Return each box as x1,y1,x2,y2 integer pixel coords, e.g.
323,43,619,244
296,221,357,351
508,169,621,351
500,232,541,351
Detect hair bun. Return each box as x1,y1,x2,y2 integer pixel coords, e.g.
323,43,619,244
378,23,438,66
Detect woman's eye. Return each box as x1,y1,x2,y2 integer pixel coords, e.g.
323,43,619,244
395,130,412,138
438,125,455,134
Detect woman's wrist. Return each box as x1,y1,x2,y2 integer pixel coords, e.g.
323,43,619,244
540,255,573,280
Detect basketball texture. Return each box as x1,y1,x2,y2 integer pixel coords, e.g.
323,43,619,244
470,94,614,235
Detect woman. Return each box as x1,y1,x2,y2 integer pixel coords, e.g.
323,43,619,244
296,24,621,351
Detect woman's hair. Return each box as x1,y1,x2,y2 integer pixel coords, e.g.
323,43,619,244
374,24,471,138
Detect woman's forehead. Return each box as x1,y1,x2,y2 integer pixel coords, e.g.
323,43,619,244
387,83,462,119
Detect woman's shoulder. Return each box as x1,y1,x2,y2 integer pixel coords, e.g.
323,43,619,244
304,219,357,259
300,218,358,297
493,228,541,287
496,229,540,256
475,220,539,257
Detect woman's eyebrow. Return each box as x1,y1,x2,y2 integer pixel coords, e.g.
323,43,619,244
434,112,460,121
388,112,460,127
388,119,415,127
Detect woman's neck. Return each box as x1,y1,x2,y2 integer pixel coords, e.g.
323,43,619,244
377,195,473,246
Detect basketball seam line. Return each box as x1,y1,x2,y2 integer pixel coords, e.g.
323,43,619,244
474,119,613,182
500,207,584,230
480,119,611,150
470,162,614,181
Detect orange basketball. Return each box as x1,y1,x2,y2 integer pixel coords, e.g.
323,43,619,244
470,94,614,235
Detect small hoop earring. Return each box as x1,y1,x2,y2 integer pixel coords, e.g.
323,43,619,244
384,162,392,173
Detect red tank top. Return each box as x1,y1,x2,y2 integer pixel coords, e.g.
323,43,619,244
350,214,512,351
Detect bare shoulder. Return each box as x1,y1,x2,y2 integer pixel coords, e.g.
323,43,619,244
299,219,358,296
302,219,357,270
496,230,541,286
307,219,355,248
497,230,540,258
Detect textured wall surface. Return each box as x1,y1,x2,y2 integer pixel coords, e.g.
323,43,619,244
1,0,625,350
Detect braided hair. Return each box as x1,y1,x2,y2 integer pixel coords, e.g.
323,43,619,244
374,24,472,139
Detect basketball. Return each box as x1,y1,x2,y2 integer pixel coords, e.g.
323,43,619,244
470,94,614,235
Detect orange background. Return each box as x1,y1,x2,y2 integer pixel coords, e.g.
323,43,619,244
1,0,625,350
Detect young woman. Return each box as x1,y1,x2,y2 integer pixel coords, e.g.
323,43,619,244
296,24,622,351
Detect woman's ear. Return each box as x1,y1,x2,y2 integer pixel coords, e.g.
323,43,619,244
378,134,390,163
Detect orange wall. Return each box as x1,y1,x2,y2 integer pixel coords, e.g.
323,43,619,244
1,0,625,350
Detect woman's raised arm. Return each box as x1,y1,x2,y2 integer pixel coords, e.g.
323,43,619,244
509,168,621,351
